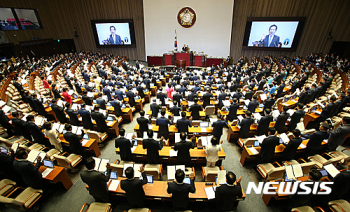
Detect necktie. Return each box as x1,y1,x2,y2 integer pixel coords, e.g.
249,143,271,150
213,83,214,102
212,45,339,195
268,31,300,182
269,36,273,46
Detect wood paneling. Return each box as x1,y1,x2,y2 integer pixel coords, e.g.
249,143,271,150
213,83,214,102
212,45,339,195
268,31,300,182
230,0,350,61
1,0,350,61
0,0,145,60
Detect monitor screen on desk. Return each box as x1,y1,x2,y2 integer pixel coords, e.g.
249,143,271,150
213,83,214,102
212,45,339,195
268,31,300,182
107,116,113,121
200,122,209,128
183,177,191,184
110,171,117,179
0,147,7,154
43,160,54,168
139,175,153,183
254,141,260,147
83,134,89,140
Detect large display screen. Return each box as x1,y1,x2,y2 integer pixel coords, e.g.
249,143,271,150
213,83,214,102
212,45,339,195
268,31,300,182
91,20,136,48
242,17,306,51
14,8,41,30
0,8,19,30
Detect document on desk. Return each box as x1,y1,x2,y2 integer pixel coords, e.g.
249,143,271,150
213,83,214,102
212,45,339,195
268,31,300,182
131,146,137,153
169,150,178,157
296,122,305,132
248,147,259,155
35,116,45,126
2,105,11,113
108,179,120,191
205,186,217,200
217,170,226,185
285,165,294,180
255,135,266,144
81,139,89,146
107,121,114,127
292,164,303,178
167,166,176,180
279,133,290,143
41,168,54,178
324,164,340,178
299,143,306,149
0,100,6,107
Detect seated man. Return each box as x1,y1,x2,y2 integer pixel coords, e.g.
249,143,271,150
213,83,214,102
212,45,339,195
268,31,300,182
258,127,279,164
80,157,111,203
215,172,243,212
304,122,330,157
282,129,303,161
327,117,350,151
120,166,147,208
63,124,86,158
167,170,195,211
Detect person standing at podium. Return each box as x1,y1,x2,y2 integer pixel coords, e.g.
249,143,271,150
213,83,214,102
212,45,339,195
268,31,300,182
182,44,187,52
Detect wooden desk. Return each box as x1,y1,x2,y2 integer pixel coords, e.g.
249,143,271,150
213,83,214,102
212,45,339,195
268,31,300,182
39,166,73,190
60,137,101,157
303,112,320,127
135,98,145,111
239,139,327,166
108,177,245,202
278,98,298,111
150,86,157,96
116,145,225,165
121,108,134,122
144,92,151,103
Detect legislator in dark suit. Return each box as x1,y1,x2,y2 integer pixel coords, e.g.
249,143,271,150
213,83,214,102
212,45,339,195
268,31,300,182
212,119,228,139
282,137,303,161
120,171,147,207
143,138,163,164
80,168,111,202
174,140,195,166
329,170,350,200
64,131,85,156
12,117,32,141
288,109,305,131
263,98,275,111
305,130,330,157
111,100,123,117
52,104,68,123
275,112,289,133
189,103,202,120
227,103,239,121
108,34,122,44
215,183,243,211
52,88,61,99
82,95,93,106
167,178,196,210
156,116,172,139
256,115,273,136
137,116,150,136
202,92,213,108
115,137,133,161
79,108,93,130
91,111,108,132
26,121,50,146
150,102,161,118
262,34,280,47
327,124,350,151
13,159,44,189
258,135,280,164
173,93,183,107
238,117,254,138
247,99,259,113
176,117,192,133
66,108,79,126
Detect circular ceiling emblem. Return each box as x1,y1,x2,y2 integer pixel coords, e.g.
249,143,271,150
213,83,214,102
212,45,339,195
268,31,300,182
177,7,196,28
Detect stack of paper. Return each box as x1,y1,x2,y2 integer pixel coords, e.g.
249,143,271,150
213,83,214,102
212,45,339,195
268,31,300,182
81,139,89,146
279,133,290,143
41,168,54,178
324,164,340,178
296,122,305,132
27,150,46,163
248,147,259,155
2,105,11,113
108,179,120,191
217,170,226,184
169,150,178,157
204,186,217,200
167,165,185,180
34,116,45,126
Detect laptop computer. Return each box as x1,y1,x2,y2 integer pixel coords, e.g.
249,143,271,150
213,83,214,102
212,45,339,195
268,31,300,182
83,134,89,140
139,175,153,183
284,175,293,182
254,141,260,147
107,116,114,121
0,147,7,154
110,171,118,179
183,177,191,184
320,169,328,177
43,160,54,168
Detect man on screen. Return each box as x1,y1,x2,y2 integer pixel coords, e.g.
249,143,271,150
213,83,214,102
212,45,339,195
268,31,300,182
107,26,122,44
260,24,280,47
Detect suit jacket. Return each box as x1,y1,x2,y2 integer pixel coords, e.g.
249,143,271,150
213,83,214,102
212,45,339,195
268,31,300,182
115,137,133,161
66,108,79,126
79,109,93,129
32,98,46,116
12,117,31,140
189,104,202,120
247,99,259,113
212,120,228,139
263,98,275,111
143,138,163,164
305,131,330,154
329,170,350,200
52,88,61,99
126,91,136,107
63,131,85,155
173,93,183,106
239,117,254,138
52,104,68,123
150,103,161,118
282,137,303,160
245,90,254,101
257,115,273,136
227,103,239,121
26,121,49,145
13,159,43,189
288,110,305,131
275,112,289,132
121,172,147,207
176,118,192,133
157,92,167,106
137,116,150,133
169,106,181,116
167,179,196,210
110,100,122,117
215,183,243,211
262,34,280,47
108,34,122,44
259,136,280,162
115,90,124,101
80,169,111,202
202,92,212,108
328,124,350,151
82,95,93,106
91,111,108,132
174,140,195,165
298,92,308,104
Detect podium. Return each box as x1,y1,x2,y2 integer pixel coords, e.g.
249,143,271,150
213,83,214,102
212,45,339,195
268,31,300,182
174,52,193,66
206,58,223,67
